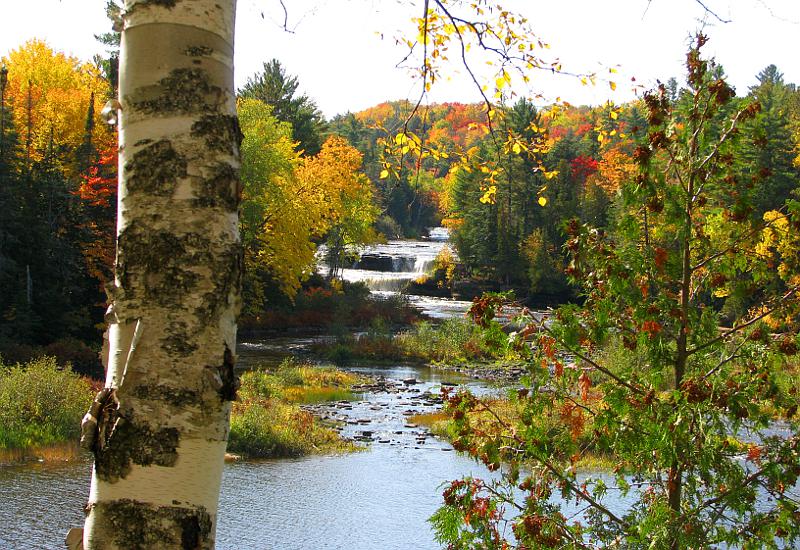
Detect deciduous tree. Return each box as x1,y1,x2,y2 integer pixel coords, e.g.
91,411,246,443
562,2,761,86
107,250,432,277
432,36,800,549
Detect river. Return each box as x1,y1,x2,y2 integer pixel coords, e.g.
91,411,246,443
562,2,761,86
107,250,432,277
0,231,494,550
1,362,500,550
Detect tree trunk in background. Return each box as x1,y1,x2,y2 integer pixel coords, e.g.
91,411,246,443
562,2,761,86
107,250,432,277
79,1,241,548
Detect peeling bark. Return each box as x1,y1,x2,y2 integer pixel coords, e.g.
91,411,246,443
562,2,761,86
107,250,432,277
79,1,240,548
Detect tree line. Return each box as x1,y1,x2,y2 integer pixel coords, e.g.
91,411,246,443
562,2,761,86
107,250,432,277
331,64,800,307
2,38,799,371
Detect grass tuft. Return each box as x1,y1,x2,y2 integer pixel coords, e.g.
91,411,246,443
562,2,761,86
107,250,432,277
228,358,364,458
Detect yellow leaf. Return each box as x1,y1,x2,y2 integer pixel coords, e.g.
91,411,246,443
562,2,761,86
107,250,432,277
610,111,618,120
609,81,617,91
512,142,521,154
380,169,389,179
538,196,547,207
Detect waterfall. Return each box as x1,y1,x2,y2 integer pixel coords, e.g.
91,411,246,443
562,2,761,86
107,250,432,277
317,227,472,319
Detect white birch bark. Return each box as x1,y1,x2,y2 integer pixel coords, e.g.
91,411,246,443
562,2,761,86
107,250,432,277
73,1,241,548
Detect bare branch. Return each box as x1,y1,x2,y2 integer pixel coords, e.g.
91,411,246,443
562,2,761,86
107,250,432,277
278,0,293,33
694,0,732,23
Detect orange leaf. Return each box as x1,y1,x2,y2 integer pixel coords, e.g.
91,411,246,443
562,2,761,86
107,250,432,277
578,372,591,401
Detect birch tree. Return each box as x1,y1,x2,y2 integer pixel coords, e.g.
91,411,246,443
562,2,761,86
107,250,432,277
71,1,241,548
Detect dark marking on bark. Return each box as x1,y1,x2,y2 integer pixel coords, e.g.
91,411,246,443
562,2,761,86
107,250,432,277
132,384,200,407
195,243,242,323
219,345,239,401
95,414,180,483
162,320,199,356
162,333,199,356
125,139,187,196
134,138,154,147
88,499,212,550
117,224,210,305
196,162,240,210
128,0,179,15
191,114,241,154
185,45,213,57
132,68,222,116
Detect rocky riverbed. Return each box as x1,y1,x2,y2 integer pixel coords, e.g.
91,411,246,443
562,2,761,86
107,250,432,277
303,376,453,450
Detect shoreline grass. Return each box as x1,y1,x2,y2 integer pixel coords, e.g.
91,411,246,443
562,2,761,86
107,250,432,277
227,358,366,459
0,441,88,465
312,317,523,366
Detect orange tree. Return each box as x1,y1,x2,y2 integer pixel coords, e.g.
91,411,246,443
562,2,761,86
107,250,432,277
431,36,800,549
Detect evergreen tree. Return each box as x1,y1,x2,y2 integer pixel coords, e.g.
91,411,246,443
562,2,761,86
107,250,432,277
738,65,799,216
238,59,327,156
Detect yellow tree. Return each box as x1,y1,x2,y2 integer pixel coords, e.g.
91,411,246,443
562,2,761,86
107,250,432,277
296,135,379,280
2,39,112,175
238,98,304,304
239,103,377,300
587,146,637,194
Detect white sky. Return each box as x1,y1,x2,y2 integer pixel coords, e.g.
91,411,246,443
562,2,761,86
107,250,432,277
1,0,798,118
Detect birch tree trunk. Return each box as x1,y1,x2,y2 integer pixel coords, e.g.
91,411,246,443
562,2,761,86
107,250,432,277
75,1,241,548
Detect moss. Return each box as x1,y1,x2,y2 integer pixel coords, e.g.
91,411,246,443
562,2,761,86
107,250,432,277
132,68,222,116
95,413,180,482
90,499,212,550
124,139,187,196
191,114,242,154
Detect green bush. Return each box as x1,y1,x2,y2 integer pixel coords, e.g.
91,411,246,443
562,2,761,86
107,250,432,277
396,318,483,362
228,401,316,458
227,359,361,458
0,356,93,450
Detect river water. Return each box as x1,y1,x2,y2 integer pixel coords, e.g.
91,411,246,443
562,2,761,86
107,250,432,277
0,231,492,550
0,360,499,550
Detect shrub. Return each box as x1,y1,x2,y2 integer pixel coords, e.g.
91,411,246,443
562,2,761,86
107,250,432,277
228,401,330,458
0,356,93,450
395,319,486,363
227,359,362,458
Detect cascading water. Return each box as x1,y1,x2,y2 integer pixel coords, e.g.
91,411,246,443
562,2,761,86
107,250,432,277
318,228,473,318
